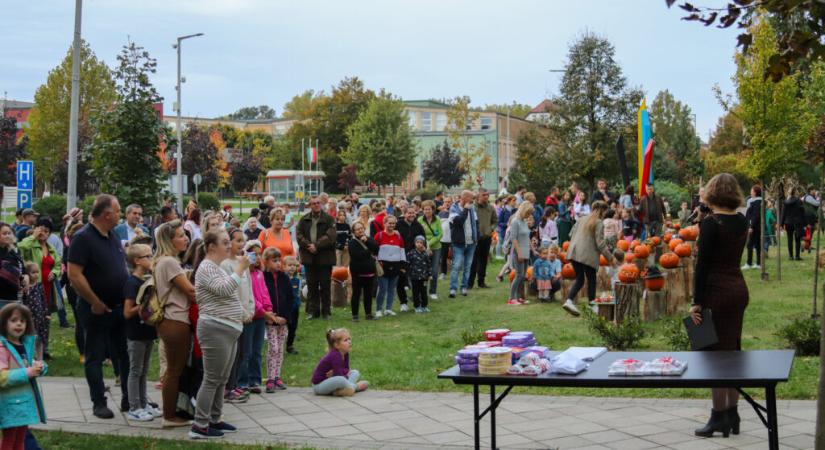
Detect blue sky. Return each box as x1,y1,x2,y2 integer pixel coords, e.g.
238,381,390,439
3,0,740,139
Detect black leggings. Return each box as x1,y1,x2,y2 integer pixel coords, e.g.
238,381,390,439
440,243,452,275
351,275,375,317
786,224,803,259
567,260,597,302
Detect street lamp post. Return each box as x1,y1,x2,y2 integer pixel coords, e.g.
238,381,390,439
174,32,204,215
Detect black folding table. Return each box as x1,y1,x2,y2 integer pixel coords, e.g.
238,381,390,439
438,350,795,450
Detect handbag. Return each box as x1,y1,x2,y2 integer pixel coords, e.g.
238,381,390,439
356,237,383,277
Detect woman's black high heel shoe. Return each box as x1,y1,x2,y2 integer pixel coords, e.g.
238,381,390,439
694,409,732,438
728,406,740,435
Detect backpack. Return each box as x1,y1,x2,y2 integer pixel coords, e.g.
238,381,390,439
136,275,173,326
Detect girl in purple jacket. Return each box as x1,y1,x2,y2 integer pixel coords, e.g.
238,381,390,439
310,329,368,396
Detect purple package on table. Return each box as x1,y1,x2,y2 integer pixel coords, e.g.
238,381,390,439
458,348,482,359
459,363,479,372
455,356,479,365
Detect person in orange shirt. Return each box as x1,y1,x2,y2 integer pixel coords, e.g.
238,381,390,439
258,209,295,258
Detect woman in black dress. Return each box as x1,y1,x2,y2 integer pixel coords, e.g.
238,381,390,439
689,173,749,438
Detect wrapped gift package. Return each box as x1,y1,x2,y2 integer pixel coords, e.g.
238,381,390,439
607,358,646,376
484,329,511,341
642,357,687,376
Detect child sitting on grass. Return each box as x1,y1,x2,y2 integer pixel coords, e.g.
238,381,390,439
122,243,161,422
311,328,368,397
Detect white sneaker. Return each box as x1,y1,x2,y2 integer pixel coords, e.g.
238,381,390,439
374,310,383,318
400,304,409,312
146,405,162,418
562,299,581,317
384,309,396,316
430,294,438,300
741,264,752,270
439,274,445,281
128,408,154,422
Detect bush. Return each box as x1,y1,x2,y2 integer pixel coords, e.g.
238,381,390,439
410,181,442,201
663,316,691,351
78,196,96,216
776,317,821,356
195,192,220,212
33,195,67,222
583,309,646,350
459,323,485,346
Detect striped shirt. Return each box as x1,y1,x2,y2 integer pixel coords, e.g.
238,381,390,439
195,259,244,331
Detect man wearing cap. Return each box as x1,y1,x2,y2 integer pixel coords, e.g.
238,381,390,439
15,208,39,241
114,204,150,245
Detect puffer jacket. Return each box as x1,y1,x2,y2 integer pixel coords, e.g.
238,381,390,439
0,334,47,429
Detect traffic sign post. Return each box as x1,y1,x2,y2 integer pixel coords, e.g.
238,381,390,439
16,160,33,210
192,173,202,202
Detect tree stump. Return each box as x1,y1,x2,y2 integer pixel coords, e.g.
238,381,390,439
665,267,687,314
643,289,668,322
614,282,641,324
594,302,615,322
634,257,648,273
597,267,613,293
682,256,695,298
332,280,349,307
653,245,664,261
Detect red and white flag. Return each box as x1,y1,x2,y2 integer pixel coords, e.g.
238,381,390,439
307,147,317,163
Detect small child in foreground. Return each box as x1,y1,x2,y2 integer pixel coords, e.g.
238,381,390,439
284,256,302,354
0,303,47,450
310,328,368,396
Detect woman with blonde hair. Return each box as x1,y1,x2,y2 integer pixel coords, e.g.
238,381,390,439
153,220,197,427
507,201,534,305
353,205,371,234
563,201,615,316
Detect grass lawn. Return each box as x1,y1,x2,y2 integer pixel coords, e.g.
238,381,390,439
44,247,820,400
32,430,302,449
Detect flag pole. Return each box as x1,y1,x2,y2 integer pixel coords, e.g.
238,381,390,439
301,138,305,208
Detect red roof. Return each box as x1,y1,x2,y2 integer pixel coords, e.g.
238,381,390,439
529,100,554,114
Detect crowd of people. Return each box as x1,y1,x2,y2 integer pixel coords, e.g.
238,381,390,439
0,176,820,446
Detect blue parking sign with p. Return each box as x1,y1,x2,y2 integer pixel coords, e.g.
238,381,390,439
17,190,32,209
17,161,33,190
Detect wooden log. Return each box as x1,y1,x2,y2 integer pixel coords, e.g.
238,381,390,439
595,302,615,322
614,282,641,324
665,267,687,314
332,279,349,307
643,289,669,322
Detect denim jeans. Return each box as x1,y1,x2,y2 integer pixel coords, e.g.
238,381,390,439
376,275,399,311
238,318,266,388
312,369,360,395
428,248,441,295
76,300,129,406
509,255,527,300
449,243,476,291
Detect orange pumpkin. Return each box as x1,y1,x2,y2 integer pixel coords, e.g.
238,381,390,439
644,276,665,291
668,238,684,251
630,239,641,250
663,232,673,244
332,266,350,281
674,243,692,258
624,252,636,263
599,254,610,266
562,263,576,279
650,236,661,247
508,266,533,282
618,263,640,283
634,244,650,259
679,226,699,241
674,223,681,231
617,240,630,251
659,252,680,269
559,251,568,264
562,241,570,251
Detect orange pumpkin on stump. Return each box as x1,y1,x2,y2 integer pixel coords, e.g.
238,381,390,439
659,252,680,269
674,243,692,258
562,263,576,279
679,226,699,241
630,239,641,250
668,238,684,251
644,276,665,291
634,244,650,259
618,263,640,283
332,266,350,281
649,236,661,247
617,240,630,251
624,252,636,263
663,232,673,243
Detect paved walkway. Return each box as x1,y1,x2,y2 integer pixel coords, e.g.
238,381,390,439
34,377,816,449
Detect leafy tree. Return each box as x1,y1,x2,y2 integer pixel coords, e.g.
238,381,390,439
707,110,746,156
26,40,116,193
229,148,263,193
338,164,359,193
85,41,168,213
733,15,814,180
222,105,275,120
0,117,27,188
512,125,566,196
446,96,491,188
209,128,230,189
482,102,533,118
422,140,465,188
344,95,415,186
178,124,220,192
282,90,323,120
649,90,703,186
284,77,375,190
667,0,825,82
545,32,643,188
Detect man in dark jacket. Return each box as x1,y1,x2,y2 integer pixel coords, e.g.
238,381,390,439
395,208,425,311
781,188,806,260
449,190,478,297
743,185,763,269
468,189,497,289
296,196,337,319
639,183,665,237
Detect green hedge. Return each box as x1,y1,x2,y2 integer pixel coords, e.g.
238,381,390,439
33,195,67,222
